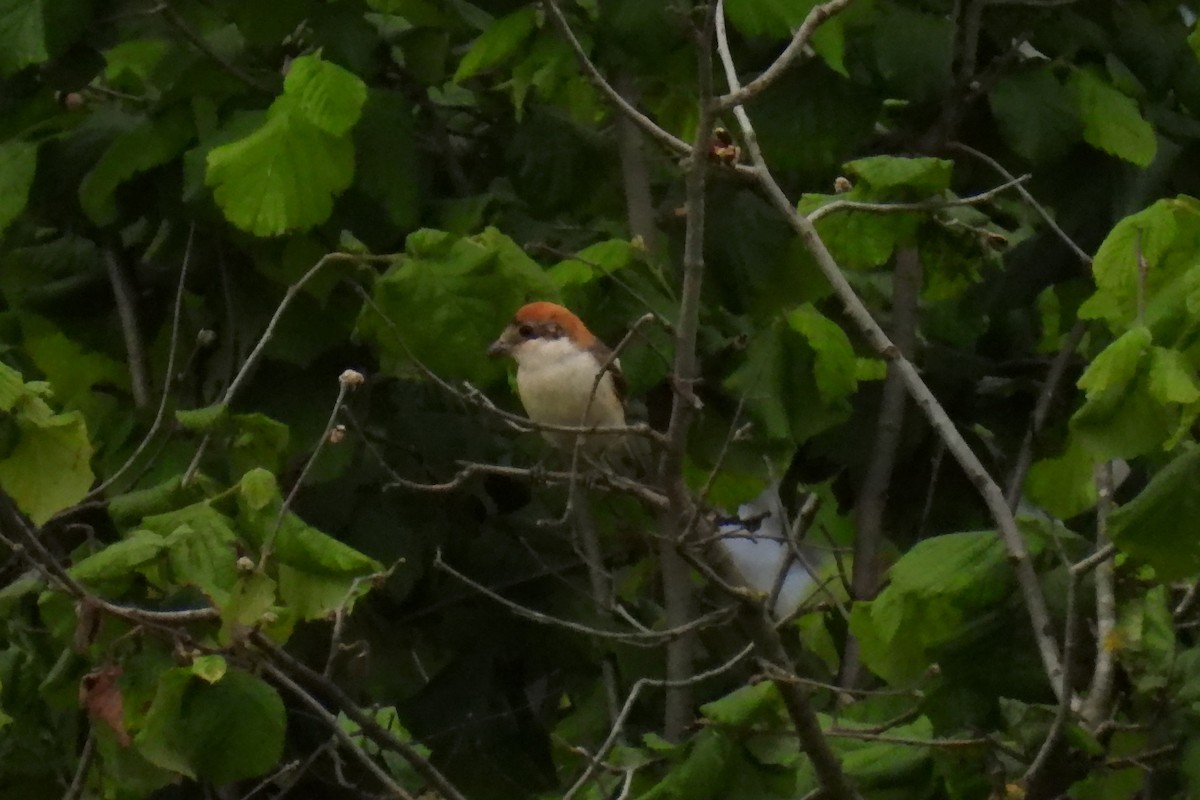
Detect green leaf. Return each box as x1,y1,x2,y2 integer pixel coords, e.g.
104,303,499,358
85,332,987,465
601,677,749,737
79,109,195,226
453,7,537,82
1069,68,1157,167
723,0,846,74
283,54,367,137
239,467,277,512
700,681,779,727
68,530,166,584
724,322,852,444
1026,437,1098,519
850,532,1009,685
1077,326,1152,398
640,728,733,800
273,514,382,576
0,139,37,237
0,0,89,74
136,668,285,784
0,410,94,525
356,227,558,383
162,519,238,607
800,189,919,269
785,304,857,405
548,239,637,288
190,655,227,684
230,413,290,479
1147,346,1200,404
174,403,228,433
1109,446,1200,580
108,478,195,525
844,155,954,197
206,106,354,237
220,573,278,642
353,89,419,229
1080,198,1182,328
989,67,1082,164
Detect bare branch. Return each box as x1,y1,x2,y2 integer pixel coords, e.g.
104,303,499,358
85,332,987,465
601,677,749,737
88,225,195,499
713,0,856,112
718,0,1065,701
104,249,150,409
1080,463,1117,732
562,644,756,800
806,174,1030,222
543,0,690,158
1004,320,1087,510
183,253,389,484
433,550,734,646
252,632,469,800
947,141,1092,266
260,661,418,800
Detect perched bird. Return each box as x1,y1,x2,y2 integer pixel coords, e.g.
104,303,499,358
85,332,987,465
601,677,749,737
487,301,626,451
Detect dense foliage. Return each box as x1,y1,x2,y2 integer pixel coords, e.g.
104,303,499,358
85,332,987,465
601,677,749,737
4,0,1200,798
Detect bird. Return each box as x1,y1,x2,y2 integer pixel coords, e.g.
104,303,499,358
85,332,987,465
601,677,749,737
486,301,627,452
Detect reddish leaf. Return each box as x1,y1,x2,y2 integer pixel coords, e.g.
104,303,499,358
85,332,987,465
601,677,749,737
79,665,131,747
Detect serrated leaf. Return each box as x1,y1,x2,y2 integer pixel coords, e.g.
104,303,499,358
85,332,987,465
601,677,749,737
0,410,94,525
1026,437,1098,519
786,304,857,404
68,530,166,584
356,227,558,383
453,7,537,82
1069,68,1157,167
174,403,228,432
989,67,1081,164
1109,446,1200,580
283,54,367,137
1081,200,1178,327
162,519,238,607
79,110,195,225
548,239,636,287
136,668,285,784
1077,326,1152,398
640,728,733,800
230,413,290,479
850,532,1009,685
0,139,37,237
800,189,919,269
1148,347,1200,404
844,155,953,196
206,106,353,236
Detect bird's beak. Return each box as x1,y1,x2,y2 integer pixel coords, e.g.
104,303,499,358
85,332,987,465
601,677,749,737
486,339,510,358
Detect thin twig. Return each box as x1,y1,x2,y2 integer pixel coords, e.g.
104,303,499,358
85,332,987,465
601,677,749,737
260,661,417,800
806,174,1030,222
260,375,356,568
433,550,734,646
62,730,96,800
1004,320,1087,510
713,0,857,112
561,644,756,800
947,142,1092,266
542,1,691,159
104,249,150,409
182,253,386,484
88,226,195,499
253,633,469,800
1022,562,1077,790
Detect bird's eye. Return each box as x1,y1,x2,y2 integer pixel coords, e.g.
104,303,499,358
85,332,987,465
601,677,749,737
517,324,536,339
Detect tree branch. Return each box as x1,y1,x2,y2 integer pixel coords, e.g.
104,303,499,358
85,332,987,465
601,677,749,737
715,0,1064,700
712,0,856,112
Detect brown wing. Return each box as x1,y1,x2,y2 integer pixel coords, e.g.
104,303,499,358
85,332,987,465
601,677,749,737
591,340,627,407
